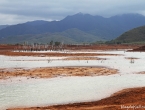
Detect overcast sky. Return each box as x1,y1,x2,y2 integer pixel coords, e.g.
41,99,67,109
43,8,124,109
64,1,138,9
0,0,145,25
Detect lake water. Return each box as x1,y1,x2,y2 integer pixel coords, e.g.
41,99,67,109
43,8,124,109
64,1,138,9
1,51,145,109
1,74,145,110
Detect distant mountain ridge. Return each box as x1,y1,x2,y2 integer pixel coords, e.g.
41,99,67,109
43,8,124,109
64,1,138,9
0,13,145,44
0,25,9,30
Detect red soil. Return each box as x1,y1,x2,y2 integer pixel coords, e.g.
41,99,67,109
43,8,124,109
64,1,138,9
132,45,145,52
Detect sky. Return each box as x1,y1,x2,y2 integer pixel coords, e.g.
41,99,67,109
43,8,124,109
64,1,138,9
0,0,145,25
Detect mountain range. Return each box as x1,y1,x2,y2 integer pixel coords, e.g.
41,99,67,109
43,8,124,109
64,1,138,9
0,13,145,44
0,25,9,30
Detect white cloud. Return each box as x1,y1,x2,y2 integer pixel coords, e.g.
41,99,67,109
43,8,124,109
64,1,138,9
0,0,145,25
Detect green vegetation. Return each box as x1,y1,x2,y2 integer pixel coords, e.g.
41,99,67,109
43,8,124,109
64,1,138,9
0,28,103,44
110,26,145,44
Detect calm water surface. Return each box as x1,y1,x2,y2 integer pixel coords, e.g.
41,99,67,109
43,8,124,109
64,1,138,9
1,74,145,110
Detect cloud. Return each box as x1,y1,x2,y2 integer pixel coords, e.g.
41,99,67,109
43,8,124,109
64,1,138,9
0,0,145,25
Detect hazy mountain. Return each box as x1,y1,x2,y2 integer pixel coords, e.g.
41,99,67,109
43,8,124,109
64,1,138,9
0,28,103,44
0,13,145,44
0,25,9,30
114,25,145,43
